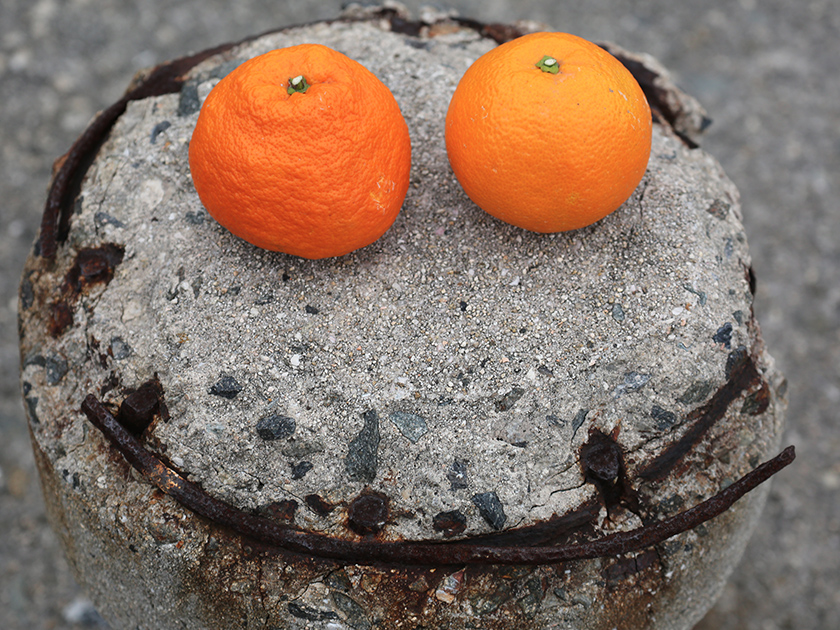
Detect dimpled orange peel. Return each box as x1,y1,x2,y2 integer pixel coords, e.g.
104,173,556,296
188,44,412,259
445,32,652,233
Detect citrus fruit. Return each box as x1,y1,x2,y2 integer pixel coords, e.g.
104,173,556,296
188,44,411,259
445,32,652,233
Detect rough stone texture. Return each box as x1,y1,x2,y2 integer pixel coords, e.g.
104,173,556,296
17,7,787,630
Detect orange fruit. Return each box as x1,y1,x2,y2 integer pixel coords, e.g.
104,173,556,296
445,32,652,233
188,44,411,259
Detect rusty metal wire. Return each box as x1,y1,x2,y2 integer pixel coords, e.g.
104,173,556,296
81,393,794,566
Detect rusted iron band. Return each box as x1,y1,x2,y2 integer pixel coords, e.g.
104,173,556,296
81,393,794,566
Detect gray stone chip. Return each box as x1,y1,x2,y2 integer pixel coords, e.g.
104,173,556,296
472,491,507,530
345,409,381,483
208,375,243,399
256,414,296,441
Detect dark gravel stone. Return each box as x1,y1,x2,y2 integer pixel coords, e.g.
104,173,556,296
287,602,337,622
23,354,46,369
291,461,313,480
345,409,380,483
184,211,205,225
45,354,68,385
304,305,319,314
94,211,125,228
209,375,243,399
256,414,296,440
330,592,371,630
259,500,297,522
118,382,162,435
472,491,507,530
62,469,81,490
388,410,428,443
325,569,352,593
109,336,132,360
651,405,678,430
447,459,469,491
611,303,626,322
713,322,734,348
580,432,621,485
741,384,771,416
470,582,513,615
178,80,200,116
25,395,39,424
149,120,171,144
571,408,589,438
678,380,715,405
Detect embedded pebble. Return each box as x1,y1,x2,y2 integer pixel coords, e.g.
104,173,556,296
209,375,243,399
388,410,428,443
345,410,380,483
472,491,507,530
256,414,296,441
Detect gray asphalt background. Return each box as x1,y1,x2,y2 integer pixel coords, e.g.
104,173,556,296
1,1,837,629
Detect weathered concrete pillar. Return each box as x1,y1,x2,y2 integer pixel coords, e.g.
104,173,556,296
19,5,789,629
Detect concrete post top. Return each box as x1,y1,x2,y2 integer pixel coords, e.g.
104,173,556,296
19,6,788,629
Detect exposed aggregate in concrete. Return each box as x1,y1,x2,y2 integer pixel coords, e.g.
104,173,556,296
17,9,787,629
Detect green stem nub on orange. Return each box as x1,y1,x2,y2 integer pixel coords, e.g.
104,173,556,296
536,56,560,74
287,75,310,94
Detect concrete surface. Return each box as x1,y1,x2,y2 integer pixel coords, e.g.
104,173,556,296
17,13,788,628
1,1,837,629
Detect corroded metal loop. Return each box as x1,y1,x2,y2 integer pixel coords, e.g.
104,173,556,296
81,393,794,566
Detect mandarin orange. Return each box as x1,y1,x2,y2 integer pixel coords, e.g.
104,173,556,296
445,32,652,233
188,44,411,259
